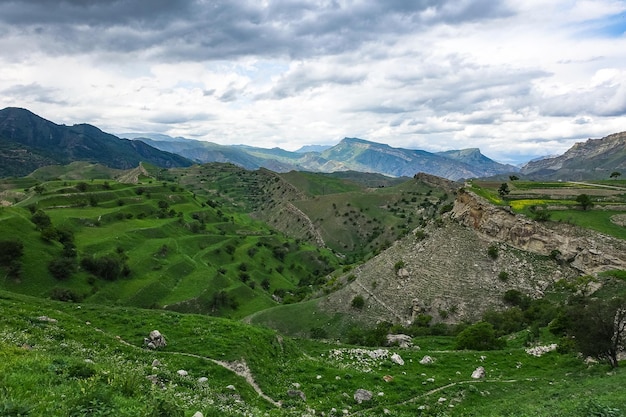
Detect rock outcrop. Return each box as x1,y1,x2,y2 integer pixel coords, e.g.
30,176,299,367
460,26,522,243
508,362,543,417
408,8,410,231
451,190,626,274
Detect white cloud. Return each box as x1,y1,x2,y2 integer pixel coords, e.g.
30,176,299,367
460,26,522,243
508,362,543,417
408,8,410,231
0,0,625,164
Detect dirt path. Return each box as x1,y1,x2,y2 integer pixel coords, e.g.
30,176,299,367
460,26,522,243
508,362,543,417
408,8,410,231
115,337,281,407
347,378,523,416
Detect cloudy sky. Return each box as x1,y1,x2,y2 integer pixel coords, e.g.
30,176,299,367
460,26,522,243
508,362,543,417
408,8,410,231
1,0,625,164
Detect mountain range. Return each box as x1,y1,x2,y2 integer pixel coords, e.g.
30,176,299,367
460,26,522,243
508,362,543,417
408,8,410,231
126,134,519,180
521,131,626,180
1,107,624,181
0,107,192,177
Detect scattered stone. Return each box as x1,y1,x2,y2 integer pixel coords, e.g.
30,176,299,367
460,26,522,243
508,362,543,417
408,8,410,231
152,359,161,367
471,366,485,379
146,374,165,389
525,344,558,357
177,370,188,377
386,334,413,348
192,412,203,417
438,397,447,403
287,389,307,401
382,375,394,382
292,382,301,389
354,389,373,404
226,384,236,390
37,316,57,323
390,353,405,366
426,378,435,383
316,375,322,379
198,377,208,383
84,359,94,364
419,355,434,365
144,330,167,349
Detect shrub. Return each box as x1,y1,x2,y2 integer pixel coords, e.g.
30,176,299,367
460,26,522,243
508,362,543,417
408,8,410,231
455,322,505,350
498,271,509,282
351,295,365,309
48,257,76,280
487,244,499,260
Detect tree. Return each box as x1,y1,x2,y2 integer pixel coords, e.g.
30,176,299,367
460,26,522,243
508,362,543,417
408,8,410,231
497,183,510,198
351,295,365,309
455,321,505,350
509,175,519,181
610,171,621,179
576,194,594,211
31,209,52,230
565,296,626,368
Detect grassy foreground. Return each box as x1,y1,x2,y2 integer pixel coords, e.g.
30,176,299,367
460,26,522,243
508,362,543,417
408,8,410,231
1,290,625,416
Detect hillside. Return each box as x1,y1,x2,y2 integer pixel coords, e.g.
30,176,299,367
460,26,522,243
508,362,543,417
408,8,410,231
0,107,192,177
2,289,626,416
0,172,340,317
251,188,626,335
521,131,626,180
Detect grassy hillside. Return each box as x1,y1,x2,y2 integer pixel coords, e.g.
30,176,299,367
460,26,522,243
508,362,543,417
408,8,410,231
2,290,626,416
468,179,626,240
0,174,340,318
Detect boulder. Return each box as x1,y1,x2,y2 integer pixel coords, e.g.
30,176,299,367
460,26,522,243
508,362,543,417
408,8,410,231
177,370,188,377
354,389,373,404
471,366,485,379
144,330,167,349
386,334,413,348
419,355,434,365
390,353,405,366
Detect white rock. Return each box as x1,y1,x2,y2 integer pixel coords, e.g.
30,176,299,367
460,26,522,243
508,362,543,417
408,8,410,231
419,355,434,365
390,353,404,366
198,377,208,383
192,412,203,417
438,397,447,403
471,366,485,379
177,370,188,377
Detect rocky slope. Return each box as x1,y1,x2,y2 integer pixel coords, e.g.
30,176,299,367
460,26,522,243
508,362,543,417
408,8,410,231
319,190,626,325
521,131,626,180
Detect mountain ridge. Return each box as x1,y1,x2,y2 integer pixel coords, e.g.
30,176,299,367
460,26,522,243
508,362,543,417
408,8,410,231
0,107,192,176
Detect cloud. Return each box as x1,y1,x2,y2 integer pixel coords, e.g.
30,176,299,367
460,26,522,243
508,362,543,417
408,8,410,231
0,0,626,165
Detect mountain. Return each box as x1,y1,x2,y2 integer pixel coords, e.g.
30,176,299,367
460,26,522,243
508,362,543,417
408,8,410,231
318,137,517,180
295,144,332,153
0,108,192,177
139,134,517,181
436,148,518,176
521,131,626,180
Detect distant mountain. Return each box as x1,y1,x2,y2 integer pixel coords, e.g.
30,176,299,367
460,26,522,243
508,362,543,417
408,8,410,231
137,135,516,181
0,107,516,180
436,148,518,176
295,144,332,153
0,107,192,177
521,132,626,180
318,137,518,180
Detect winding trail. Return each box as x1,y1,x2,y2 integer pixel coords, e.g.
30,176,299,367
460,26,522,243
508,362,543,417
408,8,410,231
347,378,524,416
115,337,281,407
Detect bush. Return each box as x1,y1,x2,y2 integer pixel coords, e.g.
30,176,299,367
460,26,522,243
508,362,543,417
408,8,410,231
487,244,499,260
351,295,365,309
48,257,77,280
455,321,505,350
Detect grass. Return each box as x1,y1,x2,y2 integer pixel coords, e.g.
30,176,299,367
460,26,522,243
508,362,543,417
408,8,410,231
0,176,341,318
1,290,626,416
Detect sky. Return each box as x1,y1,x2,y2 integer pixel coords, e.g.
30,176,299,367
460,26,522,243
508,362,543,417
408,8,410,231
1,1,625,164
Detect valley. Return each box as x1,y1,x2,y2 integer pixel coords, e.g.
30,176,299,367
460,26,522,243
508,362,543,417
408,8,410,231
1,112,626,415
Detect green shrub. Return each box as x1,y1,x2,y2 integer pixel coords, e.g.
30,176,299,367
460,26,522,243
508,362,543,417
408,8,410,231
351,295,365,309
455,321,505,350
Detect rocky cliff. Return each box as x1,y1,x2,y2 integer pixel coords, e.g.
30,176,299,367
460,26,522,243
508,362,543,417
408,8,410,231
318,190,625,325
451,190,626,274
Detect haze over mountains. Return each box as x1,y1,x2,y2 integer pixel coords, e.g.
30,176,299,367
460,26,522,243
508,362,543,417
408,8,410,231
1,107,625,181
